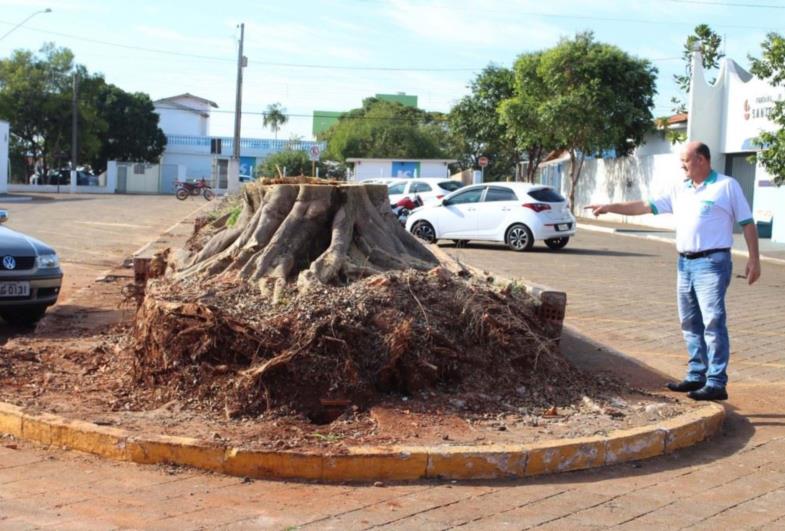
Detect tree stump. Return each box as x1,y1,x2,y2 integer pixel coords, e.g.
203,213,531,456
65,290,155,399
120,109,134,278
176,180,439,299
132,179,578,421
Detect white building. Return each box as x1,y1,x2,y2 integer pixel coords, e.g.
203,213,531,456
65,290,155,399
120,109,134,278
0,120,8,194
536,53,785,243
346,158,457,181
154,94,323,190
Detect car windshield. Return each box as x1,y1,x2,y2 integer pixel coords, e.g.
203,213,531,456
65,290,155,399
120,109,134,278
437,181,462,192
411,182,432,193
528,187,565,202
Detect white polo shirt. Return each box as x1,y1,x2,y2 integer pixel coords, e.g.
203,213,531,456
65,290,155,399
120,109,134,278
648,171,753,254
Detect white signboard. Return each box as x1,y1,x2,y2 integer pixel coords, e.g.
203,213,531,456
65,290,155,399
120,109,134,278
309,145,321,161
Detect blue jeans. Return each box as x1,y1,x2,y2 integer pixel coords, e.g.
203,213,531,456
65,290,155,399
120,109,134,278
677,251,733,389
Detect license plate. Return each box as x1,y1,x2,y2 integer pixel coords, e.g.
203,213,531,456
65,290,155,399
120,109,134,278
556,223,570,231
0,281,30,297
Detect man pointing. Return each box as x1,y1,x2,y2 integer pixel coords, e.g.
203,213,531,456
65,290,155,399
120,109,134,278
586,141,760,401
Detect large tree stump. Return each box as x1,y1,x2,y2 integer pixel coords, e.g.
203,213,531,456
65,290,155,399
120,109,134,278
132,179,581,421
177,180,438,298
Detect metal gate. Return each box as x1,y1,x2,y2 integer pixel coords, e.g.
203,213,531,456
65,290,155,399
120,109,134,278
160,164,178,194
117,166,127,193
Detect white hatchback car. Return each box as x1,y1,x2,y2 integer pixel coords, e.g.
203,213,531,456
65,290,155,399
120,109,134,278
405,182,576,251
387,178,463,206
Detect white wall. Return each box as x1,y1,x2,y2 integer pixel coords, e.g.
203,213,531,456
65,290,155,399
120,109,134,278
0,120,8,194
156,107,207,136
562,151,681,230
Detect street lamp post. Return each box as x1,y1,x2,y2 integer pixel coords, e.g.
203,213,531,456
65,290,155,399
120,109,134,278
0,8,52,42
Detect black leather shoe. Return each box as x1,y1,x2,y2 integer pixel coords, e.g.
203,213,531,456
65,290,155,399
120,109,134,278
687,386,728,401
666,380,705,392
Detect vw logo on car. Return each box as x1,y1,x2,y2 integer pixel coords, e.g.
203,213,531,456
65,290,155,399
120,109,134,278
2,256,15,270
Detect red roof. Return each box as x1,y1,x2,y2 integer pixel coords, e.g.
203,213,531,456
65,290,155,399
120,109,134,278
667,113,688,125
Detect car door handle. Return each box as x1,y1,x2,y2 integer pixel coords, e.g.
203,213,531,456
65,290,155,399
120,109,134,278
501,207,511,211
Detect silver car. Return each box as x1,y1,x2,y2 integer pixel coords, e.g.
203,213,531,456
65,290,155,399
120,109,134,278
0,209,63,325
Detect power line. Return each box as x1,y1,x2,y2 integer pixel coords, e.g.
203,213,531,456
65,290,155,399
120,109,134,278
0,14,774,74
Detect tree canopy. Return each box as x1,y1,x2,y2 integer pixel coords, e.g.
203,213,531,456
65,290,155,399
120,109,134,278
319,98,449,162
503,32,657,211
449,65,521,181
0,43,166,178
750,32,785,186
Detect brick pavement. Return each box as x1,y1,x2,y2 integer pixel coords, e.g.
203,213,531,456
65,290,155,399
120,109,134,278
3,224,785,529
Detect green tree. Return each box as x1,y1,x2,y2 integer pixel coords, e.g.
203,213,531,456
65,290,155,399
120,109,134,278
450,65,522,181
263,102,288,139
259,149,310,177
672,24,723,114
320,98,448,162
0,43,165,178
0,44,81,177
88,82,167,172
531,32,657,211
749,32,785,185
499,53,559,182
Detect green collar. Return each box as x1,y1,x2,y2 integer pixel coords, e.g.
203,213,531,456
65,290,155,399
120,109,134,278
685,170,718,188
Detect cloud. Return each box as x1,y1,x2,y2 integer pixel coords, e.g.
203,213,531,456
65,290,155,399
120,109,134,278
242,20,371,63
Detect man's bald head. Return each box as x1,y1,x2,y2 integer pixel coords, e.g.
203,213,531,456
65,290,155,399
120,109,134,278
680,141,712,182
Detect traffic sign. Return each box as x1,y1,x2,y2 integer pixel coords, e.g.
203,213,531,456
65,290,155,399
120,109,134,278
478,156,489,168
309,145,321,161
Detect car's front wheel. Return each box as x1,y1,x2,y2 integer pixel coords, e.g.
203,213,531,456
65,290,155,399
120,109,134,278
505,223,534,252
544,237,570,250
411,220,436,243
1,305,47,326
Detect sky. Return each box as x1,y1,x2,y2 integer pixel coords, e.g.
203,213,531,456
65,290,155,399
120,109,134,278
1,0,784,141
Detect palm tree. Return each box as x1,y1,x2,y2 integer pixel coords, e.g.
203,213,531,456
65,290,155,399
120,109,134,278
263,103,288,140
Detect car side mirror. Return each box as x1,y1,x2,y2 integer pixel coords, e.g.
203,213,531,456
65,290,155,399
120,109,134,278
441,198,450,207
0,210,7,224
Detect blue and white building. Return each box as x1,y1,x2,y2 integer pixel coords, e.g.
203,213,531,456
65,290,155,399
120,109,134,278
154,94,323,189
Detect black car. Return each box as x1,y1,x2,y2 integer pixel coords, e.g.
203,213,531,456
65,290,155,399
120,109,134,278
0,209,63,324
35,169,99,186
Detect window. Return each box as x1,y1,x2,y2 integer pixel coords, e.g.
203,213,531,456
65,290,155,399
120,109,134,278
388,182,406,194
133,163,145,175
446,188,483,205
485,187,518,202
411,182,432,193
437,180,462,192
527,187,565,202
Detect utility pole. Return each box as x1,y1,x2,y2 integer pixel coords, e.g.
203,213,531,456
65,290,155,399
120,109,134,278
228,23,246,193
70,72,78,193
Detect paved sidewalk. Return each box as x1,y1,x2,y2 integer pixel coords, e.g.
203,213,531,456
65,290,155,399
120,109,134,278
3,220,785,528
577,216,785,264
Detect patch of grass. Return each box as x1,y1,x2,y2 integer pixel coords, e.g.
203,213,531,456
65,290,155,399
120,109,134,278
226,205,243,227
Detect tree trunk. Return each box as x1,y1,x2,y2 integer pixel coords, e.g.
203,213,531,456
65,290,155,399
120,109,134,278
176,180,439,298
567,150,584,214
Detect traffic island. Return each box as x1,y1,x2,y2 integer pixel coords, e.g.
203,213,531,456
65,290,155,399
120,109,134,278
0,400,723,481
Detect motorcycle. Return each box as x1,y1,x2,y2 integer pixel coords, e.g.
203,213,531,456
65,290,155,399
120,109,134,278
391,195,423,226
175,179,215,201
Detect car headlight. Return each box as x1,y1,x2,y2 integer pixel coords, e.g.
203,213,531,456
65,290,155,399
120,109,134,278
36,254,60,269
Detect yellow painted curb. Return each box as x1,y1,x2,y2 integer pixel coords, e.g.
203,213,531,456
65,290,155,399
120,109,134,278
0,401,724,482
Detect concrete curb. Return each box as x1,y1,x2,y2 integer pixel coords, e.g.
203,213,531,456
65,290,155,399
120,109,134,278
0,401,725,481
577,222,785,267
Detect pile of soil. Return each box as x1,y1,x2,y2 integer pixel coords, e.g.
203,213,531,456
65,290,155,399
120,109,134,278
133,267,586,423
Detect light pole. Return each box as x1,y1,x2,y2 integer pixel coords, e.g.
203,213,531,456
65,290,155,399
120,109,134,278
0,8,52,42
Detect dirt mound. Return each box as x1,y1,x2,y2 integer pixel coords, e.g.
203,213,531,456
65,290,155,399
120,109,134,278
133,267,590,423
